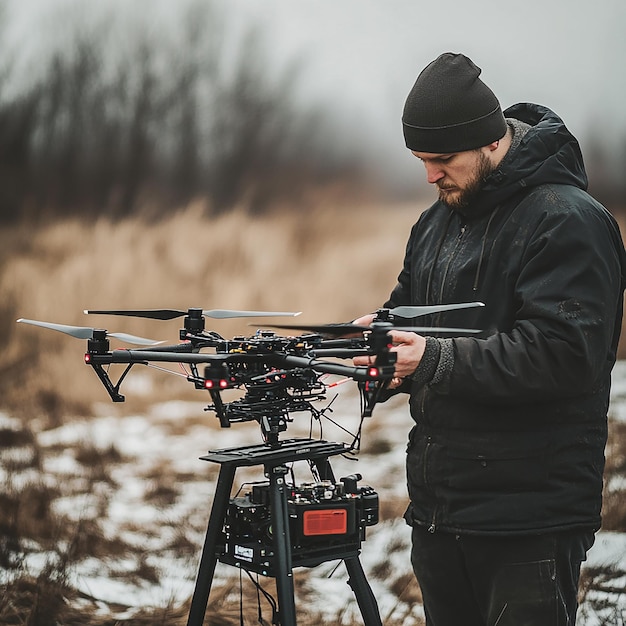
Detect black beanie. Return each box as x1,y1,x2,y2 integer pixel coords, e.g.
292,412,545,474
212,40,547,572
402,52,507,153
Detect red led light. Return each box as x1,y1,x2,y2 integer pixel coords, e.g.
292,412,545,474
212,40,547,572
84,353,91,363
368,367,379,378
206,379,229,390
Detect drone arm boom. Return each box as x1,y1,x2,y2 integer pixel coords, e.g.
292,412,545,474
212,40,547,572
266,353,393,382
309,348,371,358
90,350,247,365
133,343,196,353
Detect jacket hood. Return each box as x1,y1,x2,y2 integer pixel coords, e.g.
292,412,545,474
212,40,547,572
461,103,588,217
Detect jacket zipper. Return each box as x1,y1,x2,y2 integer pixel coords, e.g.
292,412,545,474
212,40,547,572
422,221,463,535
423,435,432,487
423,434,438,533
438,223,467,304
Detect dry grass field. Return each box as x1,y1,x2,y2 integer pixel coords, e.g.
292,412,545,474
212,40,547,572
0,200,421,421
2,200,626,625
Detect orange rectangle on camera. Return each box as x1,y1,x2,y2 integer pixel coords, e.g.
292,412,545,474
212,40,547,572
302,509,348,536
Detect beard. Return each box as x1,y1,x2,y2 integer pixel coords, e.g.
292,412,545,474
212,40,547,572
437,151,496,210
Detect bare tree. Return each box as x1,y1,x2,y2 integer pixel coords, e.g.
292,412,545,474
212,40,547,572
0,1,364,222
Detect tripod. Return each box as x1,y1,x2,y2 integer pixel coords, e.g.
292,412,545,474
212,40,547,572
185,437,382,626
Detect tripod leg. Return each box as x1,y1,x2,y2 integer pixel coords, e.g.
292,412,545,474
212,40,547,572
187,464,236,626
268,464,298,626
344,557,382,626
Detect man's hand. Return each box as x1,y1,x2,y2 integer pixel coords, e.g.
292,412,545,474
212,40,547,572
336,313,376,339
353,329,427,387
352,313,376,327
387,330,427,377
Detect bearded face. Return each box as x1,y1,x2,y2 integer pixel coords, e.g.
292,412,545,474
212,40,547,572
435,150,496,210
412,146,499,211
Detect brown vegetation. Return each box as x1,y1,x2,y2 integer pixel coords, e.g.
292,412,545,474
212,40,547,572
601,420,626,531
0,202,418,419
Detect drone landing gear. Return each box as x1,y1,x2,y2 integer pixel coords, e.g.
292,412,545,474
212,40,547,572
186,439,382,626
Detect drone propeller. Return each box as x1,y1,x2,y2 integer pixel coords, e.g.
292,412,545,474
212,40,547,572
17,318,161,346
84,308,302,321
263,301,485,336
259,322,480,336
387,301,484,318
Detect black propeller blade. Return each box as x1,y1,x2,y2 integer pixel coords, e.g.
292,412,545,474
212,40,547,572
84,308,302,320
258,322,480,336
387,301,484,318
262,301,485,335
17,319,161,345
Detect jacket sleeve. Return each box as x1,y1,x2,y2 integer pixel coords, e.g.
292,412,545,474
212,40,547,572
443,204,625,403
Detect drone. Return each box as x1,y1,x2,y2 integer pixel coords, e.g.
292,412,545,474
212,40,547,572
17,303,483,445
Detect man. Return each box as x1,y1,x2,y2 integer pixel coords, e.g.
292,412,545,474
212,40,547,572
353,52,626,625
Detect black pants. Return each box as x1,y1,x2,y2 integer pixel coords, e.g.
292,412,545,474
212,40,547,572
410,525,595,626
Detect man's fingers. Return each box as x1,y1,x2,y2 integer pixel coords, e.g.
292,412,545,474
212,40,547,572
388,329,418,345
353,354,376,366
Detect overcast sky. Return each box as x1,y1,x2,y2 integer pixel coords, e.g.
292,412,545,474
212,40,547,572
5,0,625,187
242,0,626,183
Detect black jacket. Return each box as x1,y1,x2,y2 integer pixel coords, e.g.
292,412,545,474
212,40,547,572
387,103,626,535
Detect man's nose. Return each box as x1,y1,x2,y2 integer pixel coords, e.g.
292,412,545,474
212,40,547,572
424,162,445,184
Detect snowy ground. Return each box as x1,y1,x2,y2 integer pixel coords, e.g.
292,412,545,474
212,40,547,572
3,363,626,624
